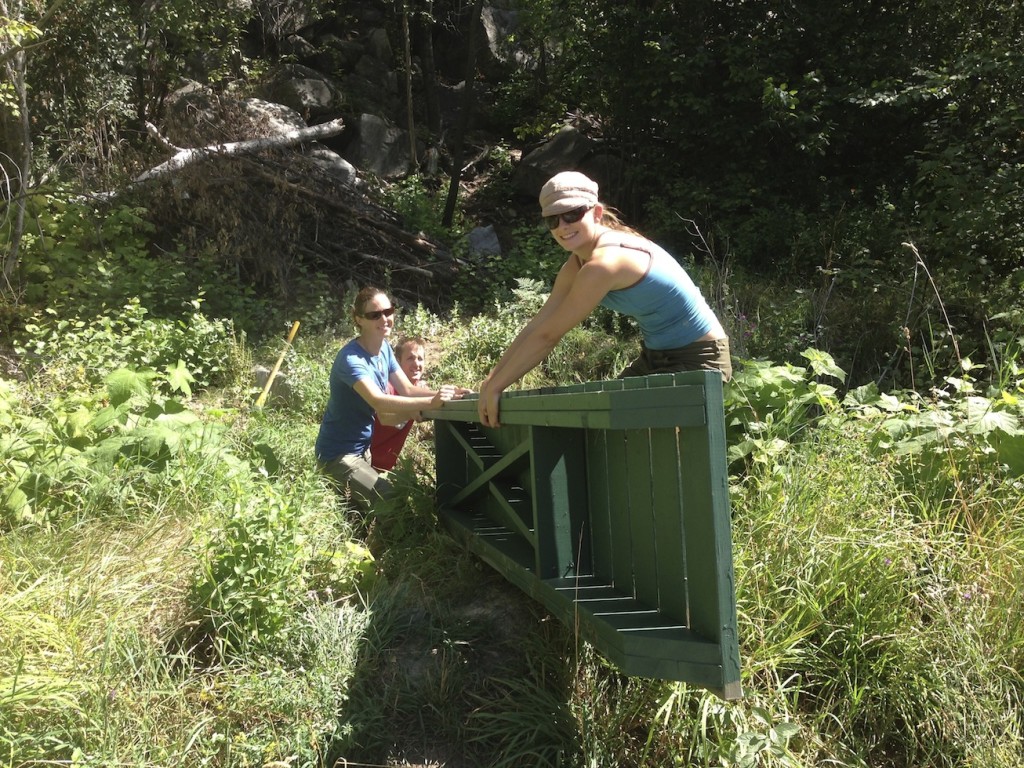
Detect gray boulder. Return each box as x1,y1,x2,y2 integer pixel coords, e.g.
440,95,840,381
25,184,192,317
467,225,502,258
257,64,346,122
342,114,417,179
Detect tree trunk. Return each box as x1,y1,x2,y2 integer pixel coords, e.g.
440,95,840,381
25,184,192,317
442,0,483,228
100,117,346,195
1,0,70,300
1,48,31,297
419,0,441,138
401,4,417,169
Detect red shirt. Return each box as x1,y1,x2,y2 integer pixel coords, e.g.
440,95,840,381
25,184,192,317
370,383,414,471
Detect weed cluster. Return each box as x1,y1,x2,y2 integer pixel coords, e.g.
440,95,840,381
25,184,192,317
3,196,1024,766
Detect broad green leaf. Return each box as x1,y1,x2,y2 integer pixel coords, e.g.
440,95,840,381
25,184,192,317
0,435,36,460
992,432,1024,476
85,436,131,468
800,348,847,382
0,378,18,411
960,398,1021,436
165,359,195,397
136,425,181,459
154,409,199,428
89,402,131,432
773,721,801,741
1,485,32,521
105,368,154,407
843,382,881,407
66,407,93,440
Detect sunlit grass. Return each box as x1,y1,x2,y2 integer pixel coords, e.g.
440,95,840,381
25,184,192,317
3,287,1024,766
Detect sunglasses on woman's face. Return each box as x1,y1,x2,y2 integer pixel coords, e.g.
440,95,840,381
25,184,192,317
544,206,591,230
361,306,395,321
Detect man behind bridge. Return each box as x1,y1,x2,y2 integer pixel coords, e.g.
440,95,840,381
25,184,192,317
370,336,427,472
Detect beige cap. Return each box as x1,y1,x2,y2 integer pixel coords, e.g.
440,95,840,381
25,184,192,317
539,171,599,216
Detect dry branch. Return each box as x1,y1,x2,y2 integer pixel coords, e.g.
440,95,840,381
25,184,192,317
136,118,345,183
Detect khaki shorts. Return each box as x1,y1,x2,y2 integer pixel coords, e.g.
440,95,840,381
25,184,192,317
318,451,393,508
619,337,732,381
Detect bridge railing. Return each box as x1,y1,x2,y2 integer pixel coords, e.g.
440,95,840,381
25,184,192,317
426,370,741,699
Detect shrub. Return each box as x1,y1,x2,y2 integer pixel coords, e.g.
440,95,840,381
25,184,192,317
451,224,567,313
189,482,310,654
17,297,237,392
0,366,243,528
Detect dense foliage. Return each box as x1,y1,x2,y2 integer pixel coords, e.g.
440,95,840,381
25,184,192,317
507,0,1023,273
2,1,1024,766
2,272,1023,764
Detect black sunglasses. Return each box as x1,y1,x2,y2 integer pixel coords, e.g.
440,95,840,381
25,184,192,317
543,206,591,230
361,306,396,321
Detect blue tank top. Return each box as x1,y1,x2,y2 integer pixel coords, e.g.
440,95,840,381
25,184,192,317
595,239,718,349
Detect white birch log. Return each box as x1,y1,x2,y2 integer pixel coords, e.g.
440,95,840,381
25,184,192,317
134,117,346,183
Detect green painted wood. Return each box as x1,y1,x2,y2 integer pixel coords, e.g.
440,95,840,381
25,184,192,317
624,440,659,605
434,421,471,507
432,371,741,699
443,508,738,697
621,378,661,609
650,425,688,621
448,438,529,507
583,379,612,582
530,426,590,579
424,385,708,429
599,382,635,595
586,426,613,582
483,479,536,546
436,423,533,543
676,374,741,688
452,438,532,524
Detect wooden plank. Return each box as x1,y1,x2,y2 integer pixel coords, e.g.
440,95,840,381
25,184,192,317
448,439,530,507
442,513,740,697
583,380,611,581
424,385,709,428
530,426,589,579
625,427,658,603
677,374,741,687
441,503,535,574
650,424,688,623
444,422,498,470
482,479,535,545
586,425,612,581
434,421,471,507
434,371,741,697
623,378,658,607
598,380,634,595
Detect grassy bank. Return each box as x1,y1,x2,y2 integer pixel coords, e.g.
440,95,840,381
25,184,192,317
3,281,1024,766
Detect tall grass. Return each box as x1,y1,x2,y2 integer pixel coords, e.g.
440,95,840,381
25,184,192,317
3,268,1024,766
729,423,1024,766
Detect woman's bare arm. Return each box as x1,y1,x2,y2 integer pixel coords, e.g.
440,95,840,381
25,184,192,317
478,258,621,426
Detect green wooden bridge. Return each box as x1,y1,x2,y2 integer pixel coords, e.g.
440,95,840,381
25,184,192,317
426,371,742,700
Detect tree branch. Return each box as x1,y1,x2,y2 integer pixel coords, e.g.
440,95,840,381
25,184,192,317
135,118,345,183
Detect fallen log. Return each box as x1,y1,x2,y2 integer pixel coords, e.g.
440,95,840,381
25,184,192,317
136,118,346,183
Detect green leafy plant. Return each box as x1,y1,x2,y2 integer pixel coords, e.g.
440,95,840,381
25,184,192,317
724,349,846,469
452,224,567,312
17,297,236,393
190,482,309,655
374,173,467,243
0,364,224,527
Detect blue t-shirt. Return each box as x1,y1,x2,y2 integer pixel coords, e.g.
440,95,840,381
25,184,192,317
315,338,399,462
597,240,717,349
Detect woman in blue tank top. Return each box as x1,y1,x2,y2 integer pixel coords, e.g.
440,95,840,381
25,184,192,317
477,171,731,428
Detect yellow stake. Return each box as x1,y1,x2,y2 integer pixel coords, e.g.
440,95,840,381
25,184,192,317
255,320,300,408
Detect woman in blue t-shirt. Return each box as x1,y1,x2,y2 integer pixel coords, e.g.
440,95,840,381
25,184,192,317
316,286,466,506
477,170,731,428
